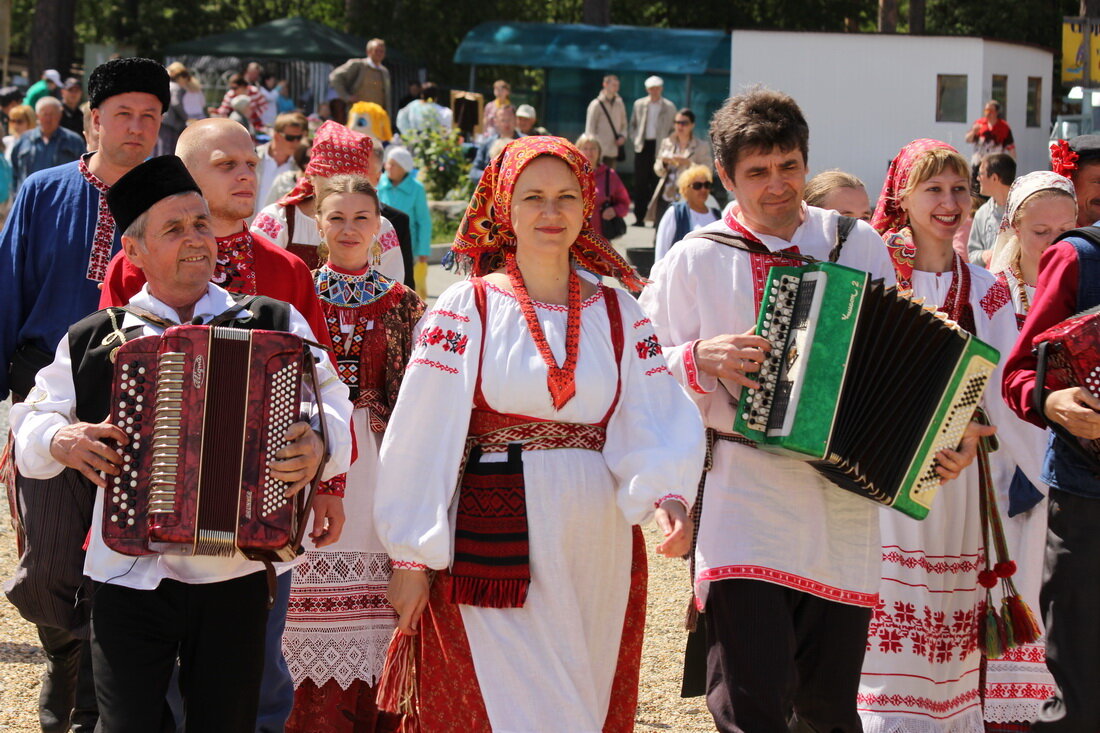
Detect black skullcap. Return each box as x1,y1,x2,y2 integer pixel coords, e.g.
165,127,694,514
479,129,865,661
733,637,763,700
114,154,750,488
1069,135,1100,165
88,57,170,112
108,156,202,236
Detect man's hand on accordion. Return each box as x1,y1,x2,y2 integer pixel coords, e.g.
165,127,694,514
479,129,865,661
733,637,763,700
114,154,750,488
269,422,325,497
934,420,997,483
1044,387,1100,441
694,328,772,389
50,421,128,488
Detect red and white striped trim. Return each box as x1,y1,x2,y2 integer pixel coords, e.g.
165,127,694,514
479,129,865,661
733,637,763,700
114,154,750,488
683,340,709,394
654,494,689,510
391,560,429,571
697,564,879,607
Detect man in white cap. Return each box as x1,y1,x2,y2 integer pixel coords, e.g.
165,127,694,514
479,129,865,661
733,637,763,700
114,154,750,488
630,75,676,227
24,69,63,108
515,104,549,136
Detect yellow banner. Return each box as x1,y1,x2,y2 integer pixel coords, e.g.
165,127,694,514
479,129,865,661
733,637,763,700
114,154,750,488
1063,18,1100,85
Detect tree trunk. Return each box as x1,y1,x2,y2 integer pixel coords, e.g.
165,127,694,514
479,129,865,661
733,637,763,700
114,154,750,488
909,0,926,34
28,0,76,80
583,0,610,26
878,0,898,33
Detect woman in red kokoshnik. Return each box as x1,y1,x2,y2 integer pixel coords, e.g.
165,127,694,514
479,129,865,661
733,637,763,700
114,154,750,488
283,175,424,732
373,136,704,731
856,139,1046,732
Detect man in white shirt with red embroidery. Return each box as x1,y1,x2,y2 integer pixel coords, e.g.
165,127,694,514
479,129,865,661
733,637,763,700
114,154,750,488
639,87,899,732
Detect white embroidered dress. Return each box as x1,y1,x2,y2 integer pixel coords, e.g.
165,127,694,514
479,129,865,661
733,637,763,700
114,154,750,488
857,265,1046,733
639,206,897,610
374,280,705,733
981,268,1055,726
250,202,405,284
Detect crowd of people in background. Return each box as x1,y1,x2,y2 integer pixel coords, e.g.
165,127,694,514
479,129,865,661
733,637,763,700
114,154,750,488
4,39,1100,733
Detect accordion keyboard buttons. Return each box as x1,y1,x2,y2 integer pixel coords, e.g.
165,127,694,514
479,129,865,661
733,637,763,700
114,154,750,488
261,363,299,518
741,276,798,432
109,360,150,528
913,372,988,496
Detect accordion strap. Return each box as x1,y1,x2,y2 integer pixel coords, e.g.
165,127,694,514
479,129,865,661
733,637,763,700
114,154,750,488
690,217,854,265
1033,340,1100,472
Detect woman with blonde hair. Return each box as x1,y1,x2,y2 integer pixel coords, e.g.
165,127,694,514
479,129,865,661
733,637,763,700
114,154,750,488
3,104,34,161
375,136,704,731
857,139,1046,732
803,169,872,221
654,164,721,260
576,132,631,240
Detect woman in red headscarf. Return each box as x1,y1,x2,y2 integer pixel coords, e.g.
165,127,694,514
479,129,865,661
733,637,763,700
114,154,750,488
373,137,705,731
250,120,404,282
857,140,1045,732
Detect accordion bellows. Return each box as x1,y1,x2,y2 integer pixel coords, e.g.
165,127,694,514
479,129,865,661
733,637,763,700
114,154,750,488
733,262,999,519
103,325,311,561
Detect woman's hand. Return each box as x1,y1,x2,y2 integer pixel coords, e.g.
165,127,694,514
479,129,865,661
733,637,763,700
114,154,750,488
693,328,771,389
935,420,997,482
654,499,693,558
388,568,430,635
1044,386,1100,440
602,207,617,220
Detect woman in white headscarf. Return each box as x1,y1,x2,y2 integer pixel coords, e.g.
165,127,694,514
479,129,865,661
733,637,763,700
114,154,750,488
984,171,1077,731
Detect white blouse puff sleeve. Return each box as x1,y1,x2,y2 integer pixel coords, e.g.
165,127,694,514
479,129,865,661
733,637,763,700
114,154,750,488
374,279,706,571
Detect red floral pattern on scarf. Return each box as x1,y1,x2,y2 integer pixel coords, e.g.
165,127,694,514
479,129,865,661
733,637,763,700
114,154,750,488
279,121,374,207
79,155,115,282
451,136,644,291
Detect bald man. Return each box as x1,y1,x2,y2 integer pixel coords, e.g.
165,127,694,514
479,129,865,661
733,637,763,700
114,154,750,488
99,119,333,731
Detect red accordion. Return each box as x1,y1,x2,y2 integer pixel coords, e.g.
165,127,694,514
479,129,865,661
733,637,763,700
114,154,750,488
1033,304,1100,465
102,324,324,562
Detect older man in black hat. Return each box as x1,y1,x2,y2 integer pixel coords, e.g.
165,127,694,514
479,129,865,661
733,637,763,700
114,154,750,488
9,155,352,733
0,56,170,733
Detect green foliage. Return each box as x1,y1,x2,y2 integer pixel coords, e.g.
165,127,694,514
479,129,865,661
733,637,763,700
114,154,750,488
430,207,461,244
925,0,1078,52
404,115,472,201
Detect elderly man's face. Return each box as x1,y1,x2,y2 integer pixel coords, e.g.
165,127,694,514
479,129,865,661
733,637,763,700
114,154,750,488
516,115,535,134
603,77,619,96
368,42,386,64
123,193,216,307
37,105,61,136
93,92,162,170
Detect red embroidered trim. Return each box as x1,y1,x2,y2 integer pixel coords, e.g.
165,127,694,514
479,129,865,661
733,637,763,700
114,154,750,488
645,366,671,377
286,587,392,616
213,229,258,295
867,597,979,662
251,211,282,241
980,276,1012,319
683,340,709,394
751,248,803,312
634,334,662,359
416,326,469,354
993,642,1046,664
482,279,604,311
391,560,428,570
632,317,651,329
697,565,879,607
379,228,400,252
409,358,459,374
78,156,115,282
506,253,580,410
428,309,470,323
881,547,982,575
856,688,981,717
654,493,689,509
316,473,346,497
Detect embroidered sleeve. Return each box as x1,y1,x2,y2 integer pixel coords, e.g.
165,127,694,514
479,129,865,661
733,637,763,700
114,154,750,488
979,276,1012,319
316,473,346,497
375,282,481,570
603,291,706,525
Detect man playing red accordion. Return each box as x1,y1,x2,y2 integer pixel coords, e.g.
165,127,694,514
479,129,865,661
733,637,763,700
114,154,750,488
9,155,353,733
1003,135,1100,731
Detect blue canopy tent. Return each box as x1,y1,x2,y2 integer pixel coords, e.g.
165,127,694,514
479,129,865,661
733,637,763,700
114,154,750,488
453,22,731,146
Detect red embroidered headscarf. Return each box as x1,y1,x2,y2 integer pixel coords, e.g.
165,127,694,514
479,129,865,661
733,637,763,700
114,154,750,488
871,138,959,237
452,136,644,291
278,120,374,207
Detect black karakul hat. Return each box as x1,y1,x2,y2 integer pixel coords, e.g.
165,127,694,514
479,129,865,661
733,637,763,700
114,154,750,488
88,57,170,112
1069,135,1100,165
108,156,203,235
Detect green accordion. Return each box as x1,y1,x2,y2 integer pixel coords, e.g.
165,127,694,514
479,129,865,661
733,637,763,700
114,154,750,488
731,262,999,519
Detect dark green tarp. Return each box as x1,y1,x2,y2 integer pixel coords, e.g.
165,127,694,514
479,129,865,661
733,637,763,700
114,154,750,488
162,17,366,65
454,22,730,76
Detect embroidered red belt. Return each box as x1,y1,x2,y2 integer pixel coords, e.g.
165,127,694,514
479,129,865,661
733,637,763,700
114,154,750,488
467,410,606,453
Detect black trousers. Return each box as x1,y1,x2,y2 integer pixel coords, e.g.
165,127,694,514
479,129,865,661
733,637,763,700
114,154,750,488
36,624,98,732
704,579,871,733
1033,488,1100,731
633,139,658,224
90,571,269,733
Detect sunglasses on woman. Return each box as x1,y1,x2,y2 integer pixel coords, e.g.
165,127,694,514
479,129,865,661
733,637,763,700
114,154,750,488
281,133,304,142
689,181,712,190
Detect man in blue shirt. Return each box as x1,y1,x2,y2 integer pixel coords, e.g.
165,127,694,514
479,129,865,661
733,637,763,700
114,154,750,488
10,96,84,192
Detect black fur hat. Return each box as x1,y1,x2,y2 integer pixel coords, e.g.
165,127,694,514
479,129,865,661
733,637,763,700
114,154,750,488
88,57,170,112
